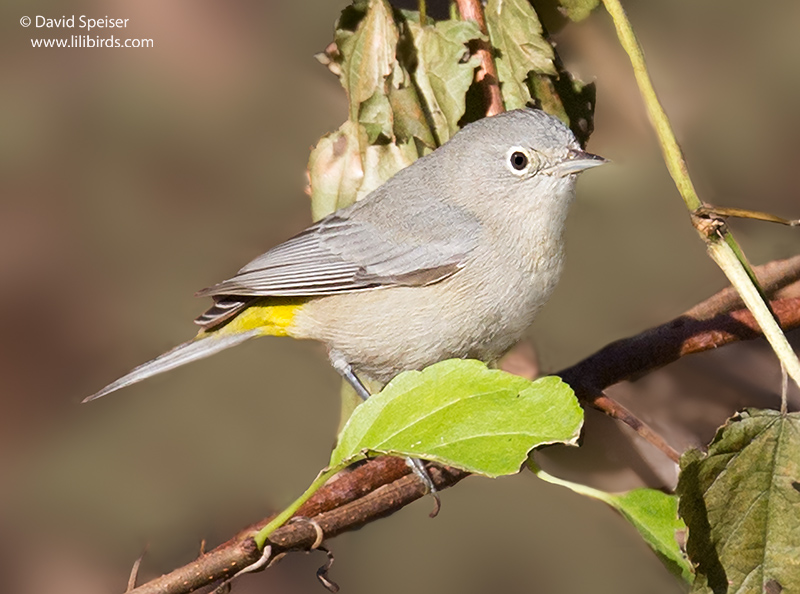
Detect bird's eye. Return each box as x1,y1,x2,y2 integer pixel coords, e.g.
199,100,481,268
506,147,540,175
510,151,528,170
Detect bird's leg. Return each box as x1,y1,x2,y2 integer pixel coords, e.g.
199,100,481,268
330,354,372,401
329,351,440,513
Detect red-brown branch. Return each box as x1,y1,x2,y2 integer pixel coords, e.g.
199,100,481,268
455,0,504,116
557,256,800,458
580,387,681,463
557,297,800,392
128,460,466,594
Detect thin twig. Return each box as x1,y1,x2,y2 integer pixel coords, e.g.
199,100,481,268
695,205,799,227
580,387,681,463
455,0,504,116
126,546,148,592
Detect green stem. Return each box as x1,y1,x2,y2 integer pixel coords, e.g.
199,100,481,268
530,462,614,504
601,0,701,211
253,463,348,549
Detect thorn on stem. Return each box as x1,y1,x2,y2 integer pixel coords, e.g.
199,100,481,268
126,544,149,592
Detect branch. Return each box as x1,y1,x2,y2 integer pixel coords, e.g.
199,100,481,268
128,259,800,594
557,258,800,449
553,257,800,460
558,296,800,392
455,0,504,116
128,459,466,594
581,387,681,463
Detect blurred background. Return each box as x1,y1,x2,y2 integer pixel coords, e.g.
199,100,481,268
1,0,799,592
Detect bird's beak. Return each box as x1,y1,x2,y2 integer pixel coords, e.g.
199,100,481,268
552,149,608,176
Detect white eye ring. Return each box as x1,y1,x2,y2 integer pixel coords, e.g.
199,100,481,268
505,147,539,176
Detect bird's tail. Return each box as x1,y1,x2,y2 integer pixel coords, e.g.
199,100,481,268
83,298,306,403
83,330,261,402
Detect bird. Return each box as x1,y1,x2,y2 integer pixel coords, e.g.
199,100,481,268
85,108,605,404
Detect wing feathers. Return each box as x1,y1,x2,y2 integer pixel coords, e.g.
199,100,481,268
197,196,480,302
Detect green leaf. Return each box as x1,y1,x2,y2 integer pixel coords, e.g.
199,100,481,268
610,489,692,582
403,15,484,144
330,359,583,477
387,80,436,150
558,0,600,22
485,0,556,110
359,91,395,144
677,409,800,593
333,0,399,127
533,467,692,582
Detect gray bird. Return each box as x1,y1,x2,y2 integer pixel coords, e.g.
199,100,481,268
86,108,605,403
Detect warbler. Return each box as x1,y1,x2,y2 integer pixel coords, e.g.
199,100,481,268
86,108,604,403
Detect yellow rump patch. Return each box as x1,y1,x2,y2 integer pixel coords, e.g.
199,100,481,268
203,297,307,338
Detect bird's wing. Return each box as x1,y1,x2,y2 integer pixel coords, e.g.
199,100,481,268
197,196,481,299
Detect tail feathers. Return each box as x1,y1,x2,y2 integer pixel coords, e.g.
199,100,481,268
83,329,260,403
194,296,252,330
